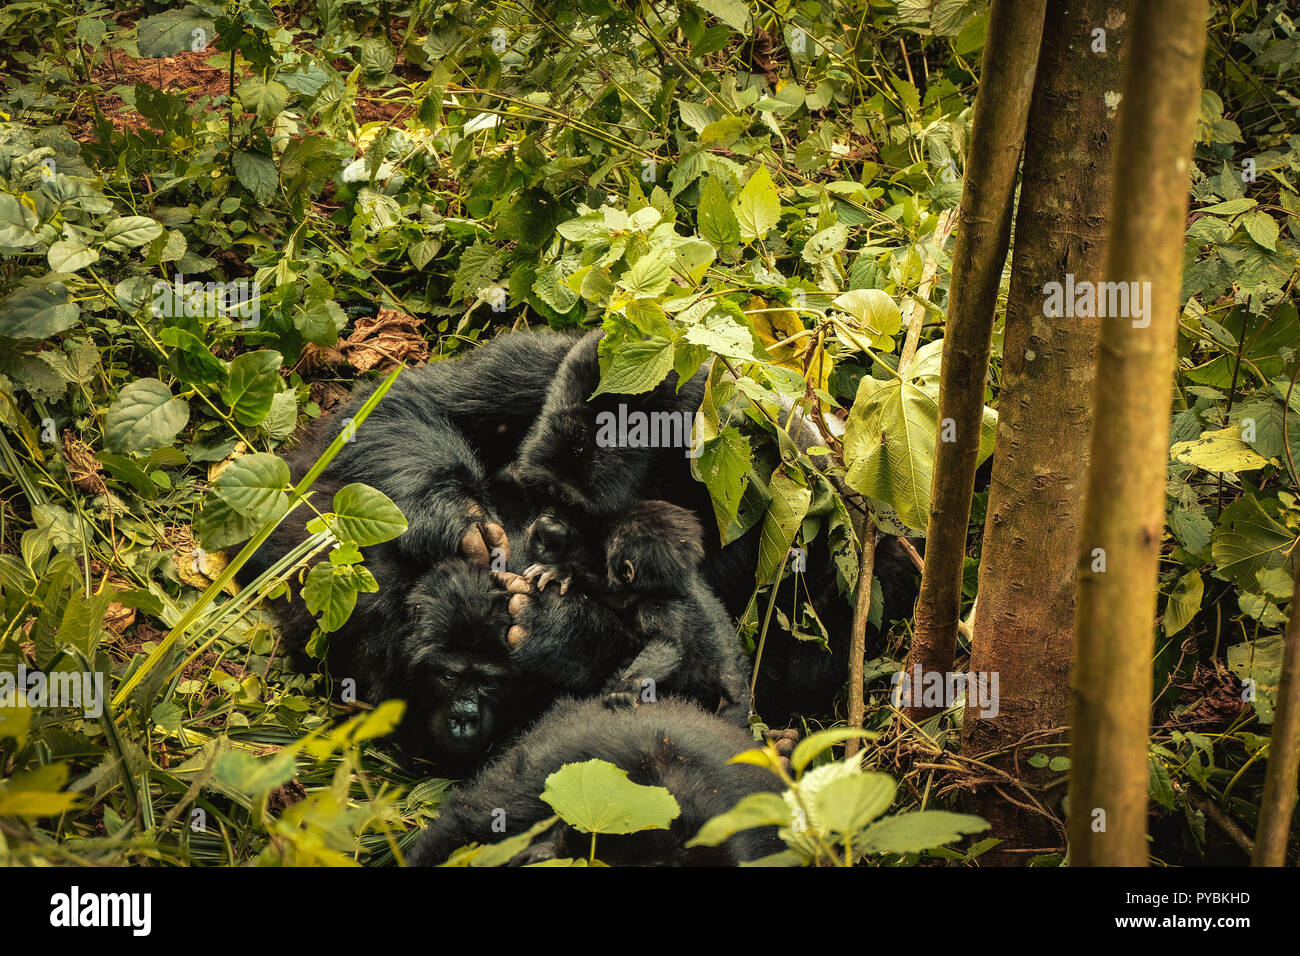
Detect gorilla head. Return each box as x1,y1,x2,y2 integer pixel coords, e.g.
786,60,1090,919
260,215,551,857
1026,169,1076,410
397,562,517,767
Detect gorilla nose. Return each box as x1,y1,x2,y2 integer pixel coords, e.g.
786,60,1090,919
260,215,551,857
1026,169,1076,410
447,698,481,739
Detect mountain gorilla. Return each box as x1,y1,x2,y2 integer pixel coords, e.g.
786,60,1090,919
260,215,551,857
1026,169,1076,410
242,325,914,771
407,697,786,867
240,330,580,769
510,330,919,722
503,499,750,722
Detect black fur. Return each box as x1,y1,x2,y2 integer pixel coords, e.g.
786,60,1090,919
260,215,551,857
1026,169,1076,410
407,697,785,867
239,331,579,767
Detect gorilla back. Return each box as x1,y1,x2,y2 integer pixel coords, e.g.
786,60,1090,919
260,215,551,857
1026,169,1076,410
408,697,785,866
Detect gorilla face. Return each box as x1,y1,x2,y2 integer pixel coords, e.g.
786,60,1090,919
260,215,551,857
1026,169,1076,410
400,563,517,765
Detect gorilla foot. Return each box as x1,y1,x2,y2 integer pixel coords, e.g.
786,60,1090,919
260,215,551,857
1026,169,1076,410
491,570,532,648
461,520,510,566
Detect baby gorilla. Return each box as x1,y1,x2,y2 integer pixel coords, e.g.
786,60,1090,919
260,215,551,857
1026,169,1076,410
407,697,785,866
503,499,751,722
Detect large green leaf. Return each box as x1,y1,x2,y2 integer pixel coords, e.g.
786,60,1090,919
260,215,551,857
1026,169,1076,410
843,372,994,533
1227,634,1284,723
1163,571,1203,636
687,792,791,848
104,378,189,453
858,810,989,855
330,484,408,546
734,166,781,242
102,216,164,251
221,350,282,425
815,772,897,835
756,466,811,586
540,759,680,835
0,284,80,341
592,336,675,397
698,176,740,247
137,5,215,57
1211,494,1294,589
0,193,40,249
205,452,290,525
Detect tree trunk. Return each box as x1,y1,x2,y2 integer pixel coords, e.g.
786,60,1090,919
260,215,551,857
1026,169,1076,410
904,0,1047,710
1252,559,1300,865
960,0,1130,861
1068,0,1208,867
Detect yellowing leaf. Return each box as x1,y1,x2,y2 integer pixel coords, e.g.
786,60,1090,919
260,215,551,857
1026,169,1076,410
1171,426,1270,473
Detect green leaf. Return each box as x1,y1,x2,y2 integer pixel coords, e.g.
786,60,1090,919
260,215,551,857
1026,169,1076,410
696,428,751,539
592,336,675,397
540,759,681,835
105,378,189,453
698,176,740,248
330,483,408,546
619,249,674,298
694,0,752,31
833,289,903,339
682,311,761,362
0,283,80,341
0,193,39,249
213,749,298,798
790,727,879,775
136,5,215,57
1227,635,1284,723
303,561,378,632
221,350,282,425
205,452,290,525
1212,494,1294,589
47,239,98,273
1242,210,1279,251
1163,571,1203,636
756,467,811,586
687,792,791,848
815,772,897,834
858,811,989,855
102,216,164,251
734,166,781,242
234,151,278,204
843,378,935,532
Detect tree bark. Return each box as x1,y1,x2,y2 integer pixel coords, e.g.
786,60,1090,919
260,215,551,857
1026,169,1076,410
1068,0,1208,867
1252,559,1300,865
905,0,1047,709
960,0,1130,861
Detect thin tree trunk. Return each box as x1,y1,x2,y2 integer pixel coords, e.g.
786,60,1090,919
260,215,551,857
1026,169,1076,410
904,0,1047,711
1068,0,1208,867
960,0,1129,860
1252,559,1300,865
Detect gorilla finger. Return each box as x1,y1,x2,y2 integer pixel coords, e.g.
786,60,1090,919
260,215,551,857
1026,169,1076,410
508,593,531,615
460,526,490,564
491,570,532,594
482,522,510,563
507,624,529,648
